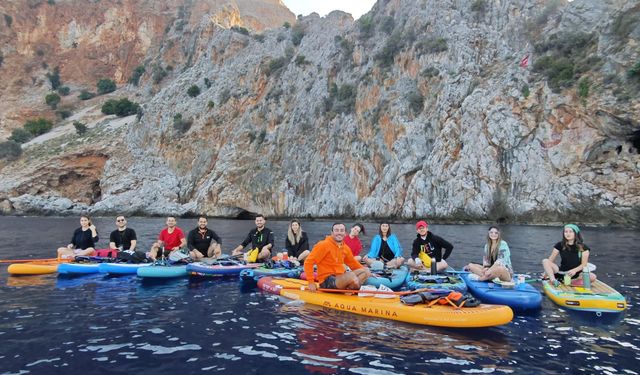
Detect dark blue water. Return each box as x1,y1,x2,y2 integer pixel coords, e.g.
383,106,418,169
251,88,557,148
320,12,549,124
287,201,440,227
0,216,638,374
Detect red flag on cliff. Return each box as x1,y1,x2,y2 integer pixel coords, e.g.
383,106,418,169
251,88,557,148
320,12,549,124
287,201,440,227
519,54,529,68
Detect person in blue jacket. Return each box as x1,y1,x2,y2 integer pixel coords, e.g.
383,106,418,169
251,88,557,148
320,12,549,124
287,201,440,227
363,222,405,269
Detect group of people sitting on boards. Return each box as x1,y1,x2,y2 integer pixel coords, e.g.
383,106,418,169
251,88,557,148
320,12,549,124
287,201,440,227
56,214,596,291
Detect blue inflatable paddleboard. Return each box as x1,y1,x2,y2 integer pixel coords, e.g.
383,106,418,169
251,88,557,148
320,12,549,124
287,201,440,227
460,272,542,312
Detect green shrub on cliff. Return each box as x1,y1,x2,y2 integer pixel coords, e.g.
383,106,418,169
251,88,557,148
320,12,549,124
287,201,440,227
358,15,374,39
416,37,448,54
380,16,395,35
291,24,305,46
407,91,424,115
45,92,61,109
629,61,640,79
46,67,61,90
102,98,140,117
325,83,357,114
152,65,168,84
263,56,289,77
9,128,33,144
97,78,116,95
0,141,22,161
187,84,201,97
57,86,70,96
4,14,12,28
24,118,53,136
73,121,87,135
375,31,403,68
128,65,145,86
78,90,96,100
471,0,486,13
231,26,250,36
533,32,599,92
173,113,192,134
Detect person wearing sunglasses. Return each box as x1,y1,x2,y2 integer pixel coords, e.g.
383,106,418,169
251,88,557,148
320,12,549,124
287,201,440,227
109,215,137,252
465,226,512,282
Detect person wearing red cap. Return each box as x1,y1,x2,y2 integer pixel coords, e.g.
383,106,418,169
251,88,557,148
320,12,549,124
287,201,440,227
407,220,453,272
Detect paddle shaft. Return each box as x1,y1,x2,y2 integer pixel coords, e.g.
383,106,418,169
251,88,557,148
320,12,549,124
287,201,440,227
0,257,63,264
282,286,440,296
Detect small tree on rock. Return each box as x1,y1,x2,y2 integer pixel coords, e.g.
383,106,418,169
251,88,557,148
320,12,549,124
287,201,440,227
97,78,117,95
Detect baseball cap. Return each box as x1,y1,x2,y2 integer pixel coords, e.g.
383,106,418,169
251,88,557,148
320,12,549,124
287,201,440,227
416,220,428,229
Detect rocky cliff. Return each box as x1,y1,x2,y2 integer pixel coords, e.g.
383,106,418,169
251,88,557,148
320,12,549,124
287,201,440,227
0,0,639,226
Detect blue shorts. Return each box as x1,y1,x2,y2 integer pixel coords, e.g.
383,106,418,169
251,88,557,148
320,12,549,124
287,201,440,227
320,275,337,289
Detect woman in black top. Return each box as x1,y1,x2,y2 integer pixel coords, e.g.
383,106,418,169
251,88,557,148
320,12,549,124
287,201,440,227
56,215,99,260
542,224,597,286
284,220,310,262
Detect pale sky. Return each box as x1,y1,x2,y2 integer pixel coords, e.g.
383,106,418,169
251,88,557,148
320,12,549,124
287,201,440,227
281,0,377,20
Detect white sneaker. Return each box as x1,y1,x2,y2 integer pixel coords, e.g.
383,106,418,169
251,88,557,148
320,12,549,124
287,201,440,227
375,284,396,299
358,285,377,297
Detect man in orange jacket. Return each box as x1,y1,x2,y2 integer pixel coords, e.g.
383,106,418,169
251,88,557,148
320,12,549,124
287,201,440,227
304,223,371,292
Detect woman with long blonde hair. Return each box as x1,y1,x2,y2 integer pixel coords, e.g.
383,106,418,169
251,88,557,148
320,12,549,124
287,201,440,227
284,219,310,262
466,226,512,281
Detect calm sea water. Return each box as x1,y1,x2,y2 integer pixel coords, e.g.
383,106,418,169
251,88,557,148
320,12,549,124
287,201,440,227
0,216,638,374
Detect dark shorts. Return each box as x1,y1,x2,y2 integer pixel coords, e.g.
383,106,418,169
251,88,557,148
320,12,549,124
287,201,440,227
320,275,337,289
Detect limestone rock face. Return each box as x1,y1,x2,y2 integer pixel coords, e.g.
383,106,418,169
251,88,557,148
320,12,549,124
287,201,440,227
0,0,639,225
0,0,295,135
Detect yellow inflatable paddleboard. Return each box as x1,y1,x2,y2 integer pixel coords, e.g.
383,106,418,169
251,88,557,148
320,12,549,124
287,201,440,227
542,279,627,313
257,277,513,328
8,261,61,275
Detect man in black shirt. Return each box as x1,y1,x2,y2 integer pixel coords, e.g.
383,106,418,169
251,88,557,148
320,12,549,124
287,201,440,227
109,215,137,251
407,220,454,272
187,216,222,261
232,214,275,262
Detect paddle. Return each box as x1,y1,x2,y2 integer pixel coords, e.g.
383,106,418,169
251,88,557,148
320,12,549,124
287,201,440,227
281,285,444,296
0,257,67,264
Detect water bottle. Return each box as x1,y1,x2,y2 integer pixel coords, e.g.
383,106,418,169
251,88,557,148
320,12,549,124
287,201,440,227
582,267,591,289
430,257,437,275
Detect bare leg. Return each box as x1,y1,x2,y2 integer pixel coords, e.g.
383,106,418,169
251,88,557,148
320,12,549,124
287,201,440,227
436,260,449,272
480,264,511,282
466,263,485,277
386,257,405,269
354,268,371,284
258,248,271,261
57,247,74,260
542,259,559,283
297,250,310,262
335,272,360,290
149,242,161,260
77,247,96,257
362,256,375,266
190,250,205,261
407,258,427,271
